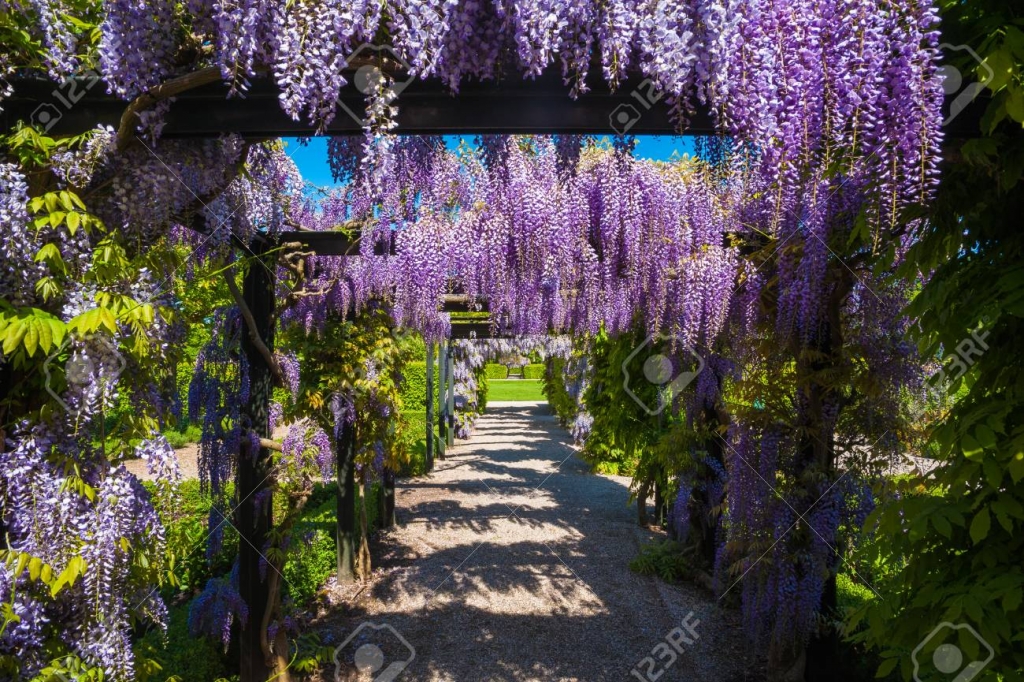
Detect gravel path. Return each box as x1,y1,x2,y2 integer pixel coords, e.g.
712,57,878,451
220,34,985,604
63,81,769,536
310,402,759,682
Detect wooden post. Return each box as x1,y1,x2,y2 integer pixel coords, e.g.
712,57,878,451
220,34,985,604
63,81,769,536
437,341,447,459
238,243,275,682
446,350,455,447
381,467,396,528
425,343,435,471
654,476,664,527
336,418,356,583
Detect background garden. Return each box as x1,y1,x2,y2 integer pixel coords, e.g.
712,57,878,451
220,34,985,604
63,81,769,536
1,1,1023,681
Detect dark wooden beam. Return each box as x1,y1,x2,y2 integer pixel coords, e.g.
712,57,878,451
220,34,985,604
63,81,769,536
275,230,395,256
3,70,707,137
3,71,986,139
441,295,488,313
450,321,494,339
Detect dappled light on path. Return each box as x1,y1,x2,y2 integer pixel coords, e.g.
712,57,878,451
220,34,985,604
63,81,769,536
313,403,757,682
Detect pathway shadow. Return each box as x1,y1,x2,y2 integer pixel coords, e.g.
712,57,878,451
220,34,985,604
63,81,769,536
311,403,757,681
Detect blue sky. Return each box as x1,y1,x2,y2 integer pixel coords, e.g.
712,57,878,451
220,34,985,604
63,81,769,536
284,135,696,189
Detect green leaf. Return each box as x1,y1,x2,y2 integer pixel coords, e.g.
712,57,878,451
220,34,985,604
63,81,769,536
36,316,53,354
51,556,86,597
22,319,38,357
58,190,75,211
983,457,1003,488
1010,453,1024,484
974,425,997,449
66,210,81,233
1003,587,1022,613
33,242,62,263
963,434,985,460
2,320,27,355
970,507,991,545
932,512,952,538
70,307,118,335
875,657,899,678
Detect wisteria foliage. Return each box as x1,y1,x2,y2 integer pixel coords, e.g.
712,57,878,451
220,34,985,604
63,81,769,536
0,0,947,676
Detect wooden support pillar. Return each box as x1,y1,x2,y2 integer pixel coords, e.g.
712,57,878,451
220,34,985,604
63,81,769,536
437,341,447,459
425,343,435,471
380,467,396,528
336,418,357,583
654,477,664,527
238,244,275,682
446,350,455,447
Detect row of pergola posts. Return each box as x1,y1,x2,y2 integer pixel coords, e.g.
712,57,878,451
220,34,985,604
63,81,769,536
235,237,468,677
426,341,456,469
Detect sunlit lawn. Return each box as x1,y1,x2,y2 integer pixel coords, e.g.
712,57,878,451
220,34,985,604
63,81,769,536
488,380,547,402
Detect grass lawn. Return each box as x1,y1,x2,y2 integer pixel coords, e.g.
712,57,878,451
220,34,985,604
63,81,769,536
488,379,547,402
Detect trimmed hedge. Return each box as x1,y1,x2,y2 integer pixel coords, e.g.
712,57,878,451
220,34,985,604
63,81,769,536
398,410,431,477
522,363,545,379
400,360,440,411
484,363,508,379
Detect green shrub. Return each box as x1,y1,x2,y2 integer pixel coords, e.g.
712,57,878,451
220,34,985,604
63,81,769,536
283,482,384,605
629,540,692,583
830,574,895,682
163,424,202,449
144,480,238,594
284,497,338,605
836,573,875,615
484,363,508,379
542,357,577,425
136,602,231,682
522,363,545,379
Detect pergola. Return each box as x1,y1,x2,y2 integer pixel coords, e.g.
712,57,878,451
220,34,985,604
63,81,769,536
2,66,984,681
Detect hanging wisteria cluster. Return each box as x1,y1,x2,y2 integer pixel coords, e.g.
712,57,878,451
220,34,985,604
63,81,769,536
8,0,941,233
0,0,947,675
288,136,741,347
450,340,487,439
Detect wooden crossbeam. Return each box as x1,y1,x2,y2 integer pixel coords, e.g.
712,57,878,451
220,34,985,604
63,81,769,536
3,70,708,137
274,230,395,256
450,320,494,339
441,294,488,313
3,71,986,139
